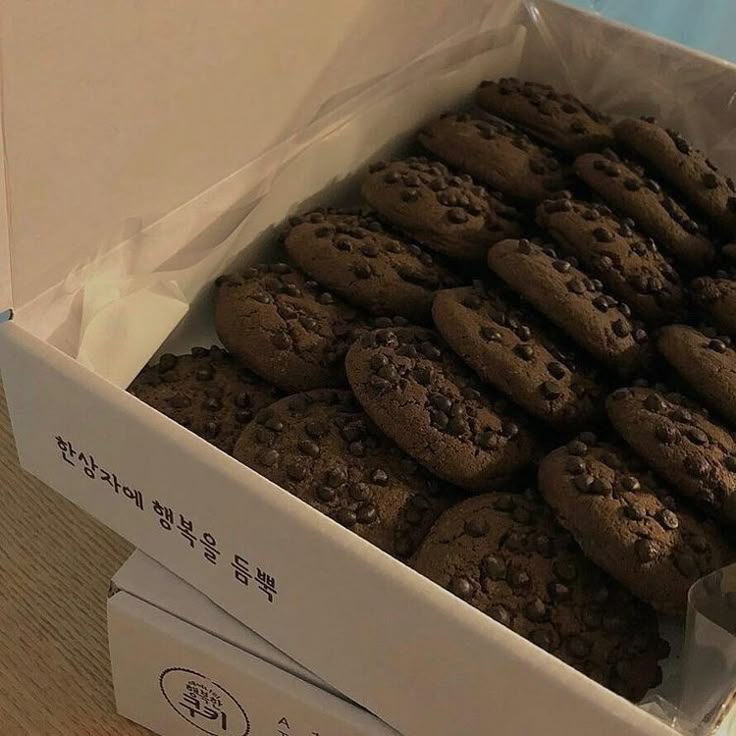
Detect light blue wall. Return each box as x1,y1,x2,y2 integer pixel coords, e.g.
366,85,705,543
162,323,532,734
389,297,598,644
563,0,736,62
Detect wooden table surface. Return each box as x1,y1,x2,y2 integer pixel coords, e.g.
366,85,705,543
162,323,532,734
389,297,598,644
0,378,152,735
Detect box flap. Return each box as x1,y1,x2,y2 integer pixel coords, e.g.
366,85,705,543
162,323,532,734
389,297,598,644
113,551,338,697
0,0,521,312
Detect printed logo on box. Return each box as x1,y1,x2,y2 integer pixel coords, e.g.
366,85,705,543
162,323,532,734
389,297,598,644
160,667,250,735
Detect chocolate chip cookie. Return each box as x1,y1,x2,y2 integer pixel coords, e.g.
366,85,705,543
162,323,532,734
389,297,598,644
432,283,603,430
215,262,370,393
539,437,732,615
345,327,536,492
418,111,568,201
476,78,614,154
607,387,736,524
690,273,736,335
412,491,667,701
361,157,522,260
129,346,281,454
575,151,715,271
658,325,736,425
487,239,649,377
234,390,454,559
536,196,686,325
615,117,736,237
284,209,461,322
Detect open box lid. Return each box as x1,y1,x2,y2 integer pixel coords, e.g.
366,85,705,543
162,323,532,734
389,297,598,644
0,0,525,315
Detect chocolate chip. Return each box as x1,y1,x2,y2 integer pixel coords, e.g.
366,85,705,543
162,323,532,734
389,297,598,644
576,475,595,493
336,508,358,527
465,517,490,537
590,478,611,496
709,339,728,353
514,344,535,361
316,486,337,502
620,475,640,492
508,568,531,588
567,279,586,295
674,136,691,154
644,394,667,413
525,598,548,622
371,469,389,486
158,353,178,372
546,362,565,379
565,457,586,475
202,421,219,438
530,160,547,175
687,428,709,445
724,456,736,472
488,604,511,626
612,319,630,338
480,325,502,342
624,503,645,521
567,440,588,456
657,509,679,530
195,364,215,381
635,538,657,562
684,456,710,477
624,178,641,191
482,555,507,580
448,208,468,224
260,449,280,467
540,380,562,400
449,577,473,600
463,294,483,310
702,172,719,189
654,423,677,444
347,483,370,502
356,502,377,524
401,188,419,202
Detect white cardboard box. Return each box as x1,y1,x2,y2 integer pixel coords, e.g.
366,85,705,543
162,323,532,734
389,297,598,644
3,2,736,735
109,551,397,736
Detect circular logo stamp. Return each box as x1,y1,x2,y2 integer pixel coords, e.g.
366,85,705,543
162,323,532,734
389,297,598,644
160,667,250,736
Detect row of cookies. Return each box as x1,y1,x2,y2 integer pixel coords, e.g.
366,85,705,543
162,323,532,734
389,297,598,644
127,76,736,704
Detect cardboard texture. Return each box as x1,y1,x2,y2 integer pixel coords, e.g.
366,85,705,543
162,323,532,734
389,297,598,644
3,1,736,734
109,552,397,736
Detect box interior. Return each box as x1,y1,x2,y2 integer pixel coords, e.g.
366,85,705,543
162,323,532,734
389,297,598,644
4,1,736,733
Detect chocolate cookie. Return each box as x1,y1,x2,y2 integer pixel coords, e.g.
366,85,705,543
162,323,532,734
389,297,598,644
283,209,461,322
536,196,686,325
215,262,371,393
418,111,568,201
412,491,667,701
361,157,522,260
539,437,732,615
487,239,649,377
615,117,736,236
658,325,736,425
607,387,736,524
575,151,715,271
234,390,453,559
690,273,736,335
476,78,614,154
129,346,281,455
432,284,603,430
345,327,536,492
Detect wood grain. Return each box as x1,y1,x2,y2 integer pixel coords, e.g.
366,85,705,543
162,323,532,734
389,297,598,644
0,378,152,735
